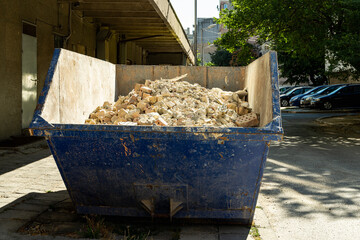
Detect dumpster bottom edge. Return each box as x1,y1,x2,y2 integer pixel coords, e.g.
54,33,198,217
76,206,254,225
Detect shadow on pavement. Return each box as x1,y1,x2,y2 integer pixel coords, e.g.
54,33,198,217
1,190,251,240
262,117,360,220
0,147,51,176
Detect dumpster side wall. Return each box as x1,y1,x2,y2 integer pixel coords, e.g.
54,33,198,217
116,53,274,127
245,53,274,127
42,49,116,124
37,50,278,130
115,65,245,97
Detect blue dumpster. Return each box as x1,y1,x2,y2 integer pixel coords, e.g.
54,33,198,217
30,49,283,224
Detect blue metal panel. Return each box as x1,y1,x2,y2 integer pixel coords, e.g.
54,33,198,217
30,49,283,224
47,134,269,224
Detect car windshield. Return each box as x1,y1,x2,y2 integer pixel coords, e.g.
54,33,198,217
317,85,343,95
304,87,320,94
287,88,302,95
331,85,350,94
283,87,295,94
313,86,328,93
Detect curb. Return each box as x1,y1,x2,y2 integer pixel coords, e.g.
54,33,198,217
281,108,360,114
315,114,360,126
254,197,279,240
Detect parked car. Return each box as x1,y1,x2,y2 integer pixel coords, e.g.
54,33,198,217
310,84,360,109
289,85,328,107
280,86,293,94
280,86,313,107
300,84,345,108
281,86,298,94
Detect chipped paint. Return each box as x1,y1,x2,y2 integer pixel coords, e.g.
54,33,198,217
130,134,135,142
120,140,131,156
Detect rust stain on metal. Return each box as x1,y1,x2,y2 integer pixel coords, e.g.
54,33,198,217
150,154,163,159
120,140,131,156
35,103,45,111
193,133,208,140
217,136,229,141
28,129,34,136
130,134,135,143
228,206,253,212
152,143,161,151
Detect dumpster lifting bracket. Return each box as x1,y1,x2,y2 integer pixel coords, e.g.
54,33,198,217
170,198,183,221
140,199,155,218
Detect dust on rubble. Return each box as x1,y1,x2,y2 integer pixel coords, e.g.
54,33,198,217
85,74,259,128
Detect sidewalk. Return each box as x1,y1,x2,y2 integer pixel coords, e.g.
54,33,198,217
281,106,360,114
0,142,276,240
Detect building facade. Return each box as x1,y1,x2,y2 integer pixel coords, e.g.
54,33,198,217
0,0,194,141
196,18,221,65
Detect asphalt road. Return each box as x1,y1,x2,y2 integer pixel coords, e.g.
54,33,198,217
258,112,360,240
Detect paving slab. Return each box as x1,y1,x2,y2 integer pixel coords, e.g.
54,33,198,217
0,209,40,221
219,225,250,234
0,219,28,233
180,233,218,240
220,233,254,240
8,203,49,213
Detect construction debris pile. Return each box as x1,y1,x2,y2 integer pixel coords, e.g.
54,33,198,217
85,75,260,127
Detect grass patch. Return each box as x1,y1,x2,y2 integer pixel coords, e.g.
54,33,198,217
79,215,165,240
81,215,111,239
250,224,261,240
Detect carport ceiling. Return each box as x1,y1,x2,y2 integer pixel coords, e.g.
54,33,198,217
67,0,191,55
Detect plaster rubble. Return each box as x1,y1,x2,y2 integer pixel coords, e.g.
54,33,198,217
86,75,260,127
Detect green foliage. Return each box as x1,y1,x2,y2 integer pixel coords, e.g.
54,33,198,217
210,48,232,66
205,62,215,66
82,216,107,239
196,51,201,66
230,43,260,66
210,44,260,67
216,0,360,84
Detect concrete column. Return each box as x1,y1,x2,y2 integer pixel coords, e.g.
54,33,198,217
118,35,127,64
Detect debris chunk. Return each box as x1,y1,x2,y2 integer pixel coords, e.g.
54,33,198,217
235,112,260,127
85,75,259,127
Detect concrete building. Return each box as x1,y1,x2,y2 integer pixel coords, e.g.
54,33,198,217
185,27,194,46
219,0,232,34
0,0,195,141
196,18,221,65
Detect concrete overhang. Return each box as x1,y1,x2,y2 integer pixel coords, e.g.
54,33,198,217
61,0,195,64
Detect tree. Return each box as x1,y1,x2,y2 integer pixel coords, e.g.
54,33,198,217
229,43,261,66
209,48,232,66
216,0,360,85
210,43,260,66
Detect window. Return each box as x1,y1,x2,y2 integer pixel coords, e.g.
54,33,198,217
293,89,302,95
224,4,228,9
338,86,353,94
324,86,339,94
23,22,36,37
354,85,360,93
